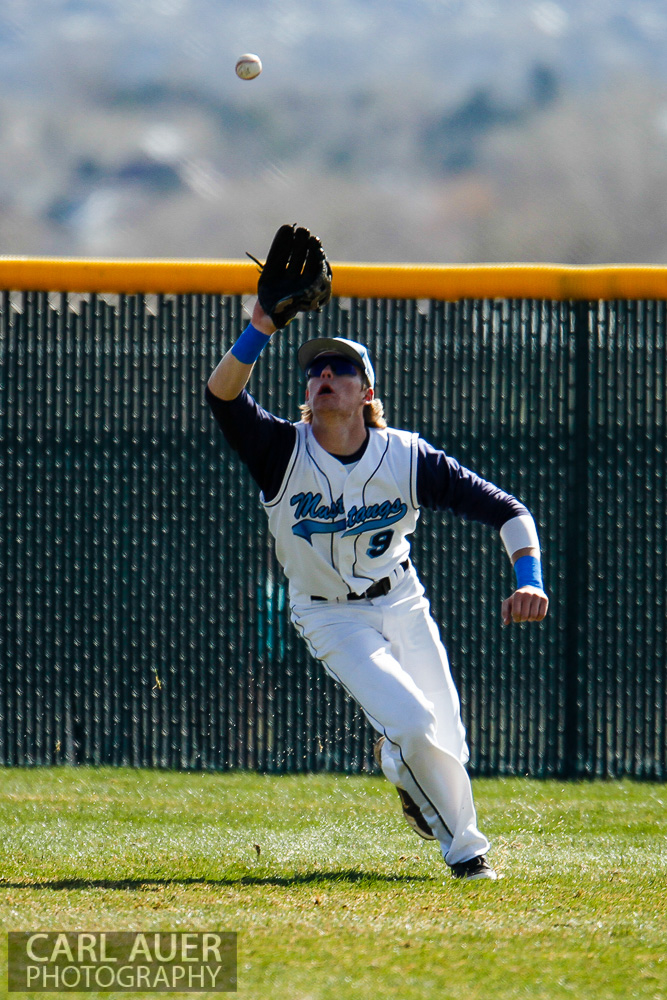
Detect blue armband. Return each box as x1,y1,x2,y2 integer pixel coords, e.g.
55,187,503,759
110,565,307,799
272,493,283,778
230,323,272,365
514,555,544,590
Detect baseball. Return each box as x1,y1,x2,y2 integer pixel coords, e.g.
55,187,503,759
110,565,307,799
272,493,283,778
235,54,262,80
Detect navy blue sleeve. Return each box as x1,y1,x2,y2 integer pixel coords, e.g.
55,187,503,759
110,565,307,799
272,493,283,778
205,385,297,502
416,438,529,529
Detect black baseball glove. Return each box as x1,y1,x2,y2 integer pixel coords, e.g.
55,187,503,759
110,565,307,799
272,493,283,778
247,224,332,328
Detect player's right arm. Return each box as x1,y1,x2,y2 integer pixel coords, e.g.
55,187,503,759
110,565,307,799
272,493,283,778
206,222,331,496
205,301,296,503
207,302,277,401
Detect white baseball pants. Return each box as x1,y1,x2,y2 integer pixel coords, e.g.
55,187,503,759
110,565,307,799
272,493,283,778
290,564,490,867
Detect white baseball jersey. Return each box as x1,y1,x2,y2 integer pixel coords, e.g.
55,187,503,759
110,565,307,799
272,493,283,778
263,421,420,601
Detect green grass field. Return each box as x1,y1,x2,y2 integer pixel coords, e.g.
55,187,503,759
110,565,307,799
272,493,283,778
0,768,665,1000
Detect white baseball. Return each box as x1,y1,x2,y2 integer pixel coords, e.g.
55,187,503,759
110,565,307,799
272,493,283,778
235,54,262,80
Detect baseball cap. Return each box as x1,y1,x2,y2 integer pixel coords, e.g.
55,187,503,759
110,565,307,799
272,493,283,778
297,337,375,389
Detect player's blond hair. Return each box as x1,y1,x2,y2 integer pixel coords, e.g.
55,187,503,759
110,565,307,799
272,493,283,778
299,396,387,428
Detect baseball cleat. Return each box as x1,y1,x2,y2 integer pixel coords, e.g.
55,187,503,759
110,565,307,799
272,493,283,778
450,855,498,881
373,736,385,769
374,737,437,842
395,787,438,841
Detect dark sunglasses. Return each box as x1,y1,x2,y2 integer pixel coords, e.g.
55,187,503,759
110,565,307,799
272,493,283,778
306,356,363,379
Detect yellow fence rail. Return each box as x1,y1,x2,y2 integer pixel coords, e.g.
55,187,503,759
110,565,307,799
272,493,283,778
0,257,666,300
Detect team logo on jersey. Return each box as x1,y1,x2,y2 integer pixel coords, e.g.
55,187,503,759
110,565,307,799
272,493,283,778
290,491,407,544
290,492,346,541
343,499,407,536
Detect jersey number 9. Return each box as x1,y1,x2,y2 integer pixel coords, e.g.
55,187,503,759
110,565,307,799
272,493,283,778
367,530,394,558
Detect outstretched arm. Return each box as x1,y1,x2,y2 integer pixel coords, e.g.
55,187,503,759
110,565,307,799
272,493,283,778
207,302,276,401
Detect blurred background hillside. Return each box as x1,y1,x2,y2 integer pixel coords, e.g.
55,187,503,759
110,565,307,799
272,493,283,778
2,0,667,263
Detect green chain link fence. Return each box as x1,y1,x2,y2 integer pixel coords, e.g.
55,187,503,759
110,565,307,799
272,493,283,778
0,286,665,777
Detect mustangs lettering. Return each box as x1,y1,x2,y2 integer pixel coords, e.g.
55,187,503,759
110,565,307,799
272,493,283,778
263,423,420,601
290,492,408,542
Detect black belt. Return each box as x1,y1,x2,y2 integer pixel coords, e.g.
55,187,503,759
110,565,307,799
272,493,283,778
311,561,409,602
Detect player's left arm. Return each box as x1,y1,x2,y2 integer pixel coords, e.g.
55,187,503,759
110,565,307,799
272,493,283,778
499,517,549,626
416,440,548,626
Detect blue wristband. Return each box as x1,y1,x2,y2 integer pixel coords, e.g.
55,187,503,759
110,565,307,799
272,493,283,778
230,323,272,365
514,555,544,590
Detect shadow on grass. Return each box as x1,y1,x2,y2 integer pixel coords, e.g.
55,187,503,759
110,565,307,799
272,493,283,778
0,870,432,891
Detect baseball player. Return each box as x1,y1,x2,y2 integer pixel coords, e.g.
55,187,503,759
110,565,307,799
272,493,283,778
206,225,548,881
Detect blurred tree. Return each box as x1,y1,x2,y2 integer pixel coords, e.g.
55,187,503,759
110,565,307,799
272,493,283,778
529,64,560,109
